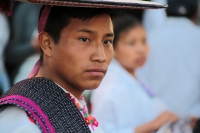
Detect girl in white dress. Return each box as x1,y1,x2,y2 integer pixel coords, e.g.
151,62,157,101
91,11,178,133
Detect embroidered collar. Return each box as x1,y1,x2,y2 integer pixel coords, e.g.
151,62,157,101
56,83,99,131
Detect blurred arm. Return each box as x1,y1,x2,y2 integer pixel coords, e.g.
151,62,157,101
135,111,178,133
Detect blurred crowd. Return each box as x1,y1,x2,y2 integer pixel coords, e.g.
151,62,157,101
1,0,200,132
0,2,41,95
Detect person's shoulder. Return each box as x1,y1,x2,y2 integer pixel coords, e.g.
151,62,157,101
192,25,200,33
0,105,40,133
186,24,200,42
0,105,25,117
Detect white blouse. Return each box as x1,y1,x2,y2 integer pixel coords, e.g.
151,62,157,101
91,59,167,133
0,106,41,133
0,83,104,133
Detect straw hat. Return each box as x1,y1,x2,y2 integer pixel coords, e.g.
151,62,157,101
0,0,167,15
19,0,167,9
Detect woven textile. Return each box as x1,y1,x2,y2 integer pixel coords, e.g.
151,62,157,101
0,77,91,133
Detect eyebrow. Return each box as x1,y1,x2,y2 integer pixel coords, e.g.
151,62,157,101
78,29,95,34
78,28,114,37
105,33,114,37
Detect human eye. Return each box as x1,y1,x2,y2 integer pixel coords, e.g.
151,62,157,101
79,38,91,43
129,42,135,46
142,38,147,45
103,40,113,45
129,40,136,46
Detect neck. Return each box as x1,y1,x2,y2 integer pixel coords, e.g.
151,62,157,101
190,9,198,24
36,65,83,99
190,16,198,24
126,68,135,77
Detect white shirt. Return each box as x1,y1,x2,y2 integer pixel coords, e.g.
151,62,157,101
0,82,104,133
91,59,166,133
137,17,200,118
0,106,41,133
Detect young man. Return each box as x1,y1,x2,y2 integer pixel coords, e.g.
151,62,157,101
0,0,166,133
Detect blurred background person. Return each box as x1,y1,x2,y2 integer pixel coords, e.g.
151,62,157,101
91,12,179,133
0,13,10,95
137,0,200,119
13,29,40,84
194,119,200,133
4,2,41,85
196,0,200,25
143,0,167,32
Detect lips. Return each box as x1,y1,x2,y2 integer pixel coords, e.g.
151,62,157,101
86,67,106,77
136,57,146,64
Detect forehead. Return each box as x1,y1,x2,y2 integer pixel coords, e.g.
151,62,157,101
121,26,144,36
61,14,113,35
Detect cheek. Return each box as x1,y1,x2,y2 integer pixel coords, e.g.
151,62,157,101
53,50,69,76
53,44,77,73
145,46,149,57
115,48,135,67
125,51,137,66
52,46,64,64
119,46,136,60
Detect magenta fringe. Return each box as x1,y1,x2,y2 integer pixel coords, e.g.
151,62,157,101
0,0,12,16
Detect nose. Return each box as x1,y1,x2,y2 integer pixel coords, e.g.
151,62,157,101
90,43,106,63
136,43,146,53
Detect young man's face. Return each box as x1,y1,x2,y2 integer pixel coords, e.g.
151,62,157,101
51,14,114,90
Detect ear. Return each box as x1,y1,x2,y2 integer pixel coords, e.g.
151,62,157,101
38,32,54,57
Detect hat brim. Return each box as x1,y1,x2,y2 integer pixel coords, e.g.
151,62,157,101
18,0,167,9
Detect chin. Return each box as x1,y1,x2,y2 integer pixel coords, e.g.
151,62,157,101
137,63,145,68
82,80,102,90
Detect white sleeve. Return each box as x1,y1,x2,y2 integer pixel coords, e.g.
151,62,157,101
0,106,41,133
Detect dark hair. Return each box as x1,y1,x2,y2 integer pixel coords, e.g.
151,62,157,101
113,11,141,48
39,6,114,44
39,6,114,62
166,0,198,18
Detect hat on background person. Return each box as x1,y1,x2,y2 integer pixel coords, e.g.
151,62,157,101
166,0,198,18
